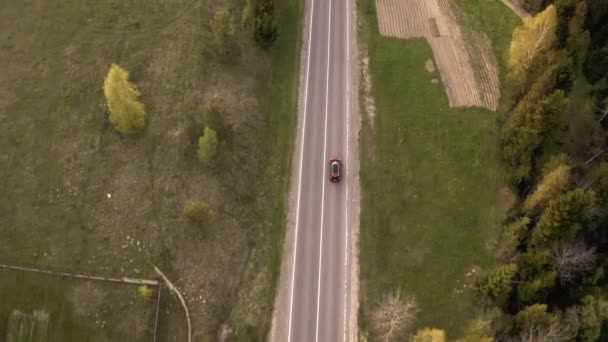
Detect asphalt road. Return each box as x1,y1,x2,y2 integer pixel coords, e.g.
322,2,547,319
272,0,356,339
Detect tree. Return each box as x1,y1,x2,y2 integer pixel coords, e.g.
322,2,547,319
183,201,212,227
578,295,608,341
518,322,575,342
552,240,597,285
498,217,531,260
198,127,218,164
509,5,558,79
523,162,571,213
371,291,419,342
514,304,556,328
454,317,494,342
501,90,568,183
514,304,575,341
521,0,545,14
475,264,518,302
584,46,608,83
517,270,557,304
254,0,279,47
103,63,146,134
412,328,446,342
565,1,590,67
590,162,608,205
531,189,595,246
209,8,236,57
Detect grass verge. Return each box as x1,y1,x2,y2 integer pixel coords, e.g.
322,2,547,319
358,0,510,337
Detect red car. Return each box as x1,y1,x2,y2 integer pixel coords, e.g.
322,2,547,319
329,157,342,182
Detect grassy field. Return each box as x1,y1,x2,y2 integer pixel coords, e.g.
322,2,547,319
0,269,156,342
0,0,300,340
357,0,517,338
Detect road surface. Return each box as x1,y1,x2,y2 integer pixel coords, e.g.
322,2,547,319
270,0,358,339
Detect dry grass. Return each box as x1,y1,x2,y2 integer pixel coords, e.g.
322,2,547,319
0,0,301,340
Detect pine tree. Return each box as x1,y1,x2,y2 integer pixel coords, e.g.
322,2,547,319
475,264,518,302
517,271,557,304
523,162,571,213
501,90,568,183
531,189,595,246
103,64,146,134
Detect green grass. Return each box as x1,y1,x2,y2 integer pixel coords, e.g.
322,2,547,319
358,0,509,337
0,0,301,340
453,0,521,76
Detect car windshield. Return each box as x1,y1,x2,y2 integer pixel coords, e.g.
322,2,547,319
332,162,339,173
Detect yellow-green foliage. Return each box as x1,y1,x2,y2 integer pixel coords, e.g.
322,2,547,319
514,303,556,327
103,63,146,134
198,127,218,164
210,8,236,56
412,328,446,342
523,163,571,213
183,201,212,226
509,5,558,78
137,285,154,298
454,317,494,342
531,189,595,246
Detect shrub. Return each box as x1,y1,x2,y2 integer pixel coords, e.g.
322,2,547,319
137,285,154,299
254,0,279,47
209,8,236,58
183,201,212,227
201,100,230,139
198,127,219,165
103,64,146,134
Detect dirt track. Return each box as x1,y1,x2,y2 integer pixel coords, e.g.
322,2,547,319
376,0,500,111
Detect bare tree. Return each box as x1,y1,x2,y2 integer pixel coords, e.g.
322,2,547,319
518,322,575,342
371,291,419,342
552,241,597,285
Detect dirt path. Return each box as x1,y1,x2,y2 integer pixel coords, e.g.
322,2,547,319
375,0,501,111
499,0,531,19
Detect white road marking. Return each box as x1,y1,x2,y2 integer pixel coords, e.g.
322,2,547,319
315,0,332,340
343,0,351,339
287,0,316,338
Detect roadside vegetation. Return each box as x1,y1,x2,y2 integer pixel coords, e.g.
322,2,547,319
357,0,519,339
0,0,300,340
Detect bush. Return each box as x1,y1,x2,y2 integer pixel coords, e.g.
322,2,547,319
209,8,236,58
200,100,230,140
183,201,212,227
103,64,146,134
137,285,154,299
198,127,219,165
254,0,279,47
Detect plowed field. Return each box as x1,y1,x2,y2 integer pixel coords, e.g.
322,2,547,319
376,0,500,110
